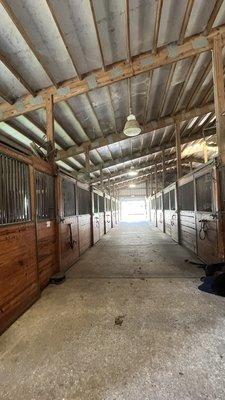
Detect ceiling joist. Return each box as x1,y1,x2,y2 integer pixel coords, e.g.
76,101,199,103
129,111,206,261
56,102,214,161
0,26,224,122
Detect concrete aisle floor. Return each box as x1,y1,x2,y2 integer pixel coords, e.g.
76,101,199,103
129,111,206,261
1,222,225,400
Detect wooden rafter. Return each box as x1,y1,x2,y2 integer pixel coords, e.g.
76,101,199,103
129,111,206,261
0,0,58,87
56,102,214,160
204,0,223,36
78,126,215,175
152,0,163,54
92,153,199,184
45,0,82,80
0,89,14,105
157,63,176,118
0,50,36,96
178,0,194,45
89,0,106,70
1,26,224,122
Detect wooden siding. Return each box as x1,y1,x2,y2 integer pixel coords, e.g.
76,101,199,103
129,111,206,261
180,211,196,253
78,214,92,255
105,211,111,233
36,220,58,289
59,217,79,272
156,210,164,232
0,222,39,334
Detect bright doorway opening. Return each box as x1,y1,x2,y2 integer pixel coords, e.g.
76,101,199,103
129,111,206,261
120,199,147,222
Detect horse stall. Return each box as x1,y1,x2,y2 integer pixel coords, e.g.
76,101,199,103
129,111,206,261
163,183,179,243
57,173,79,272
92,188,105,244
150,195,157,226
77,182,92,256
104,193,112,233
178,173,196,254
156,191,164,232
35,160,58,289
178,161,224,263
195,162,222,263
98,192,105,237
0,146,40,333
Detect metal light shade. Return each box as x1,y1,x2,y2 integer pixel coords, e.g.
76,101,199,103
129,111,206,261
123,114,141,137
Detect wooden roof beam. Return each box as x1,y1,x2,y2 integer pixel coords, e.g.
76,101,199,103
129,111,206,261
0,0,59,87
0,50,36,96
1,26,225,121
77,126,215,175
91,154,197,184
56,102,215,160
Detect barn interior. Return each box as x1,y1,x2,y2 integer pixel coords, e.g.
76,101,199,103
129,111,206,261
1,0,225,399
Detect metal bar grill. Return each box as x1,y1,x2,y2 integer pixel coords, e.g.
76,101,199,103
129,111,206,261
0,153,31,225
36,171,55,221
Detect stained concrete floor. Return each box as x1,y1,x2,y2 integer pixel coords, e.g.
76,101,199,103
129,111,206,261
1,222,225,400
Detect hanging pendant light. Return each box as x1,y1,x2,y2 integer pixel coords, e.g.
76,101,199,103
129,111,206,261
123,114,141,137
123,78,141,137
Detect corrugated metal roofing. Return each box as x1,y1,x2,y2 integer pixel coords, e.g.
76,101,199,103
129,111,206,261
0,0,221,186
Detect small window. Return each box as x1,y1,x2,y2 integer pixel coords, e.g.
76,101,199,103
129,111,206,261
156,195,162,210
99,195,104,212
62,178,76,217
164,192,170,210
78,187,90,215
94,193,98,213
106,198,111,211
179,181,194,211
151,197,156,209
170,189,176,210
0,153,31,224
196,173,212,212
36,172,55,220
112,199,115,211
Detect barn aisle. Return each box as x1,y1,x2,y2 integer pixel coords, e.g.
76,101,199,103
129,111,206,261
1,222,225,400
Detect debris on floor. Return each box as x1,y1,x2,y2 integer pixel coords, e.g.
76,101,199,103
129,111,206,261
115,315,125,326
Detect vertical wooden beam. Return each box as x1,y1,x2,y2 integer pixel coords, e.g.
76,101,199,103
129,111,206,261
100,164,103,191
46,94,55,161
162,149,166,188
85,145,91,173
212,33,225,161
150,172,153,196
175,123,182,179
189,161,193,172
154,163,158,194
203,143,208,163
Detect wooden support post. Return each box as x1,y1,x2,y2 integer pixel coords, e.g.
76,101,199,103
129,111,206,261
203,143,208,163
100,164,103,192
154,164,158,194
46,94,55,162
175,123,182,179
150,172,153,196
212,33,225,162
162,149,166,188
84,145,91,174
108,178,111,195
189,161,193,172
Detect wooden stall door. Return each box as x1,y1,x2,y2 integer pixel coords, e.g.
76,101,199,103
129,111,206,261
171,211,179,242
59,217,79,272
92,213,100,243
196,213,219,263
35,170,58,289
59,176,79,272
